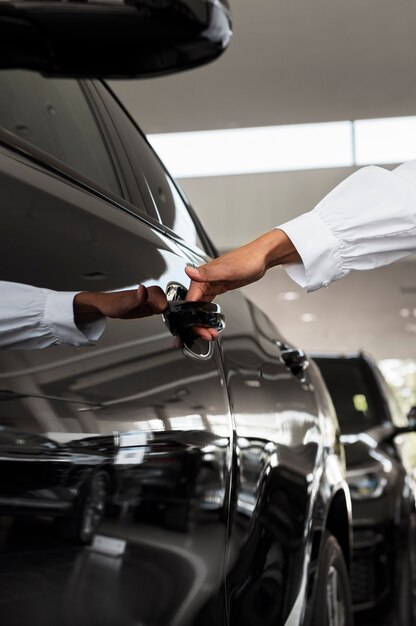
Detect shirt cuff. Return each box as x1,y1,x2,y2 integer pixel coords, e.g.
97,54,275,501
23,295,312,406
277,211,345,292
43,292,106,347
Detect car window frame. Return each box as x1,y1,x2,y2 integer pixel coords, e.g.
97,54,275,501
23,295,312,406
0,73,170,231
94,80,218,259
78,79,130,201
83,80,155,221
91,80,166,227
0,73,129,202
0,128,159,229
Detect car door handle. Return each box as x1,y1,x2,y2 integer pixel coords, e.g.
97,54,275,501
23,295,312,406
280,347,309,381
163,282,225,361
164,300,226,336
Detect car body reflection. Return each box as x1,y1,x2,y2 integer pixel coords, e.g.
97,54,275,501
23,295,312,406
0,423,229,535
0,428,115,543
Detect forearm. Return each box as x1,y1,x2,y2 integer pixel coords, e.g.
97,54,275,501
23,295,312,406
252,229,301,270
0,282,105,349
185,228,302,303
1,283,166,350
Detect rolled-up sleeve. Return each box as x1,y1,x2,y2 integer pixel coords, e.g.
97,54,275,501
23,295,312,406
278,161,416,291
0,282,106,350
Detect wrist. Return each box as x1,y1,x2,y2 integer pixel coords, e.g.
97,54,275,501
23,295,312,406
256,229,299,270
73,292,104,324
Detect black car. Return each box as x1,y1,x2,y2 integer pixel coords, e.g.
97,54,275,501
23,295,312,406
0,2,353,625
313,352,416,626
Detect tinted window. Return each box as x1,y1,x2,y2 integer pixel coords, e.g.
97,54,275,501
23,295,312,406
98,85,204,249
315,358,389,434
0,70,121,196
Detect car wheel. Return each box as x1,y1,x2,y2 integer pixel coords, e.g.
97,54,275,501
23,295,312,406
57,470,109,545
309,531,354,626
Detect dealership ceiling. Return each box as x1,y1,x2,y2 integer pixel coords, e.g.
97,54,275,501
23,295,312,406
113,0,416,131
111,0,416,361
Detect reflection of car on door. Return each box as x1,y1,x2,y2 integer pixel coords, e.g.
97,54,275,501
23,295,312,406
0,428,115,544
111,430,228,532
313,352,416,626
0,2,353,623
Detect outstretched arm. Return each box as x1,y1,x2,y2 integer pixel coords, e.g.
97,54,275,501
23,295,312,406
73,285,167,322
186,161,416,306
185,229,300,302
0,282,167,350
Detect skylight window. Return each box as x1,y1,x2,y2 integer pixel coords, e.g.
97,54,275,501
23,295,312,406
147,115,416,179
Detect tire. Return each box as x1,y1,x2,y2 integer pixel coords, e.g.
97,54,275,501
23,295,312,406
57,470,108,545
309,531,354,626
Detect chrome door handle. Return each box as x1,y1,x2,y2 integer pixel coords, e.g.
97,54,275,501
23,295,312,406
163,282,225,361
166,282,188,303
164,301,226,335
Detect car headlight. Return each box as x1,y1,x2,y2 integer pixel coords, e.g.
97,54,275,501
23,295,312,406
347,472,387,500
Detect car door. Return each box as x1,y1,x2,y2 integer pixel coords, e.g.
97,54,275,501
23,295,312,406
0,70,232,626
94,82,329,624
216,299,325,625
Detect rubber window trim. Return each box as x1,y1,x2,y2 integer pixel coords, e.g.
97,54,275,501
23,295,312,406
0,127,166,235
98,81,218,259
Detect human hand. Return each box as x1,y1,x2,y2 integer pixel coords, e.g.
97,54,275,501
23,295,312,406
185,229,299,303
185,229,300,340
185,242,267,303
73,285,167,324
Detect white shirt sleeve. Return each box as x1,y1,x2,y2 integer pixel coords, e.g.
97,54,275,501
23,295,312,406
277,160,416,291
0,281,106,350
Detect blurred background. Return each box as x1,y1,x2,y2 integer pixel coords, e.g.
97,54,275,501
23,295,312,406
111,0,416,415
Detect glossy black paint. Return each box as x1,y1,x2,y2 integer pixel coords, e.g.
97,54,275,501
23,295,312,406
0,0,232,78
0,70,351,625
0,429,114,515
314,353,416,623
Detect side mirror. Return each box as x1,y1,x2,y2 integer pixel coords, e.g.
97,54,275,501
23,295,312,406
378,421,416,444
0,0,232,78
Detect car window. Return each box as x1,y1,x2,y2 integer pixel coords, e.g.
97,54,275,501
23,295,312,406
140,152,204,249
0,70,122,197
315,358,389,435
97,84,204,249
372,365,407,427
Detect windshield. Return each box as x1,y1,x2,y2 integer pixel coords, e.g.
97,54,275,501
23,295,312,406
314,357,389,435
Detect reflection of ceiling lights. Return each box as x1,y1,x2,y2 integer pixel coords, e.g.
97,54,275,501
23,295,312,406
174,388,189,398
400,308,416,318
301,313,317,323
279,291,300,301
